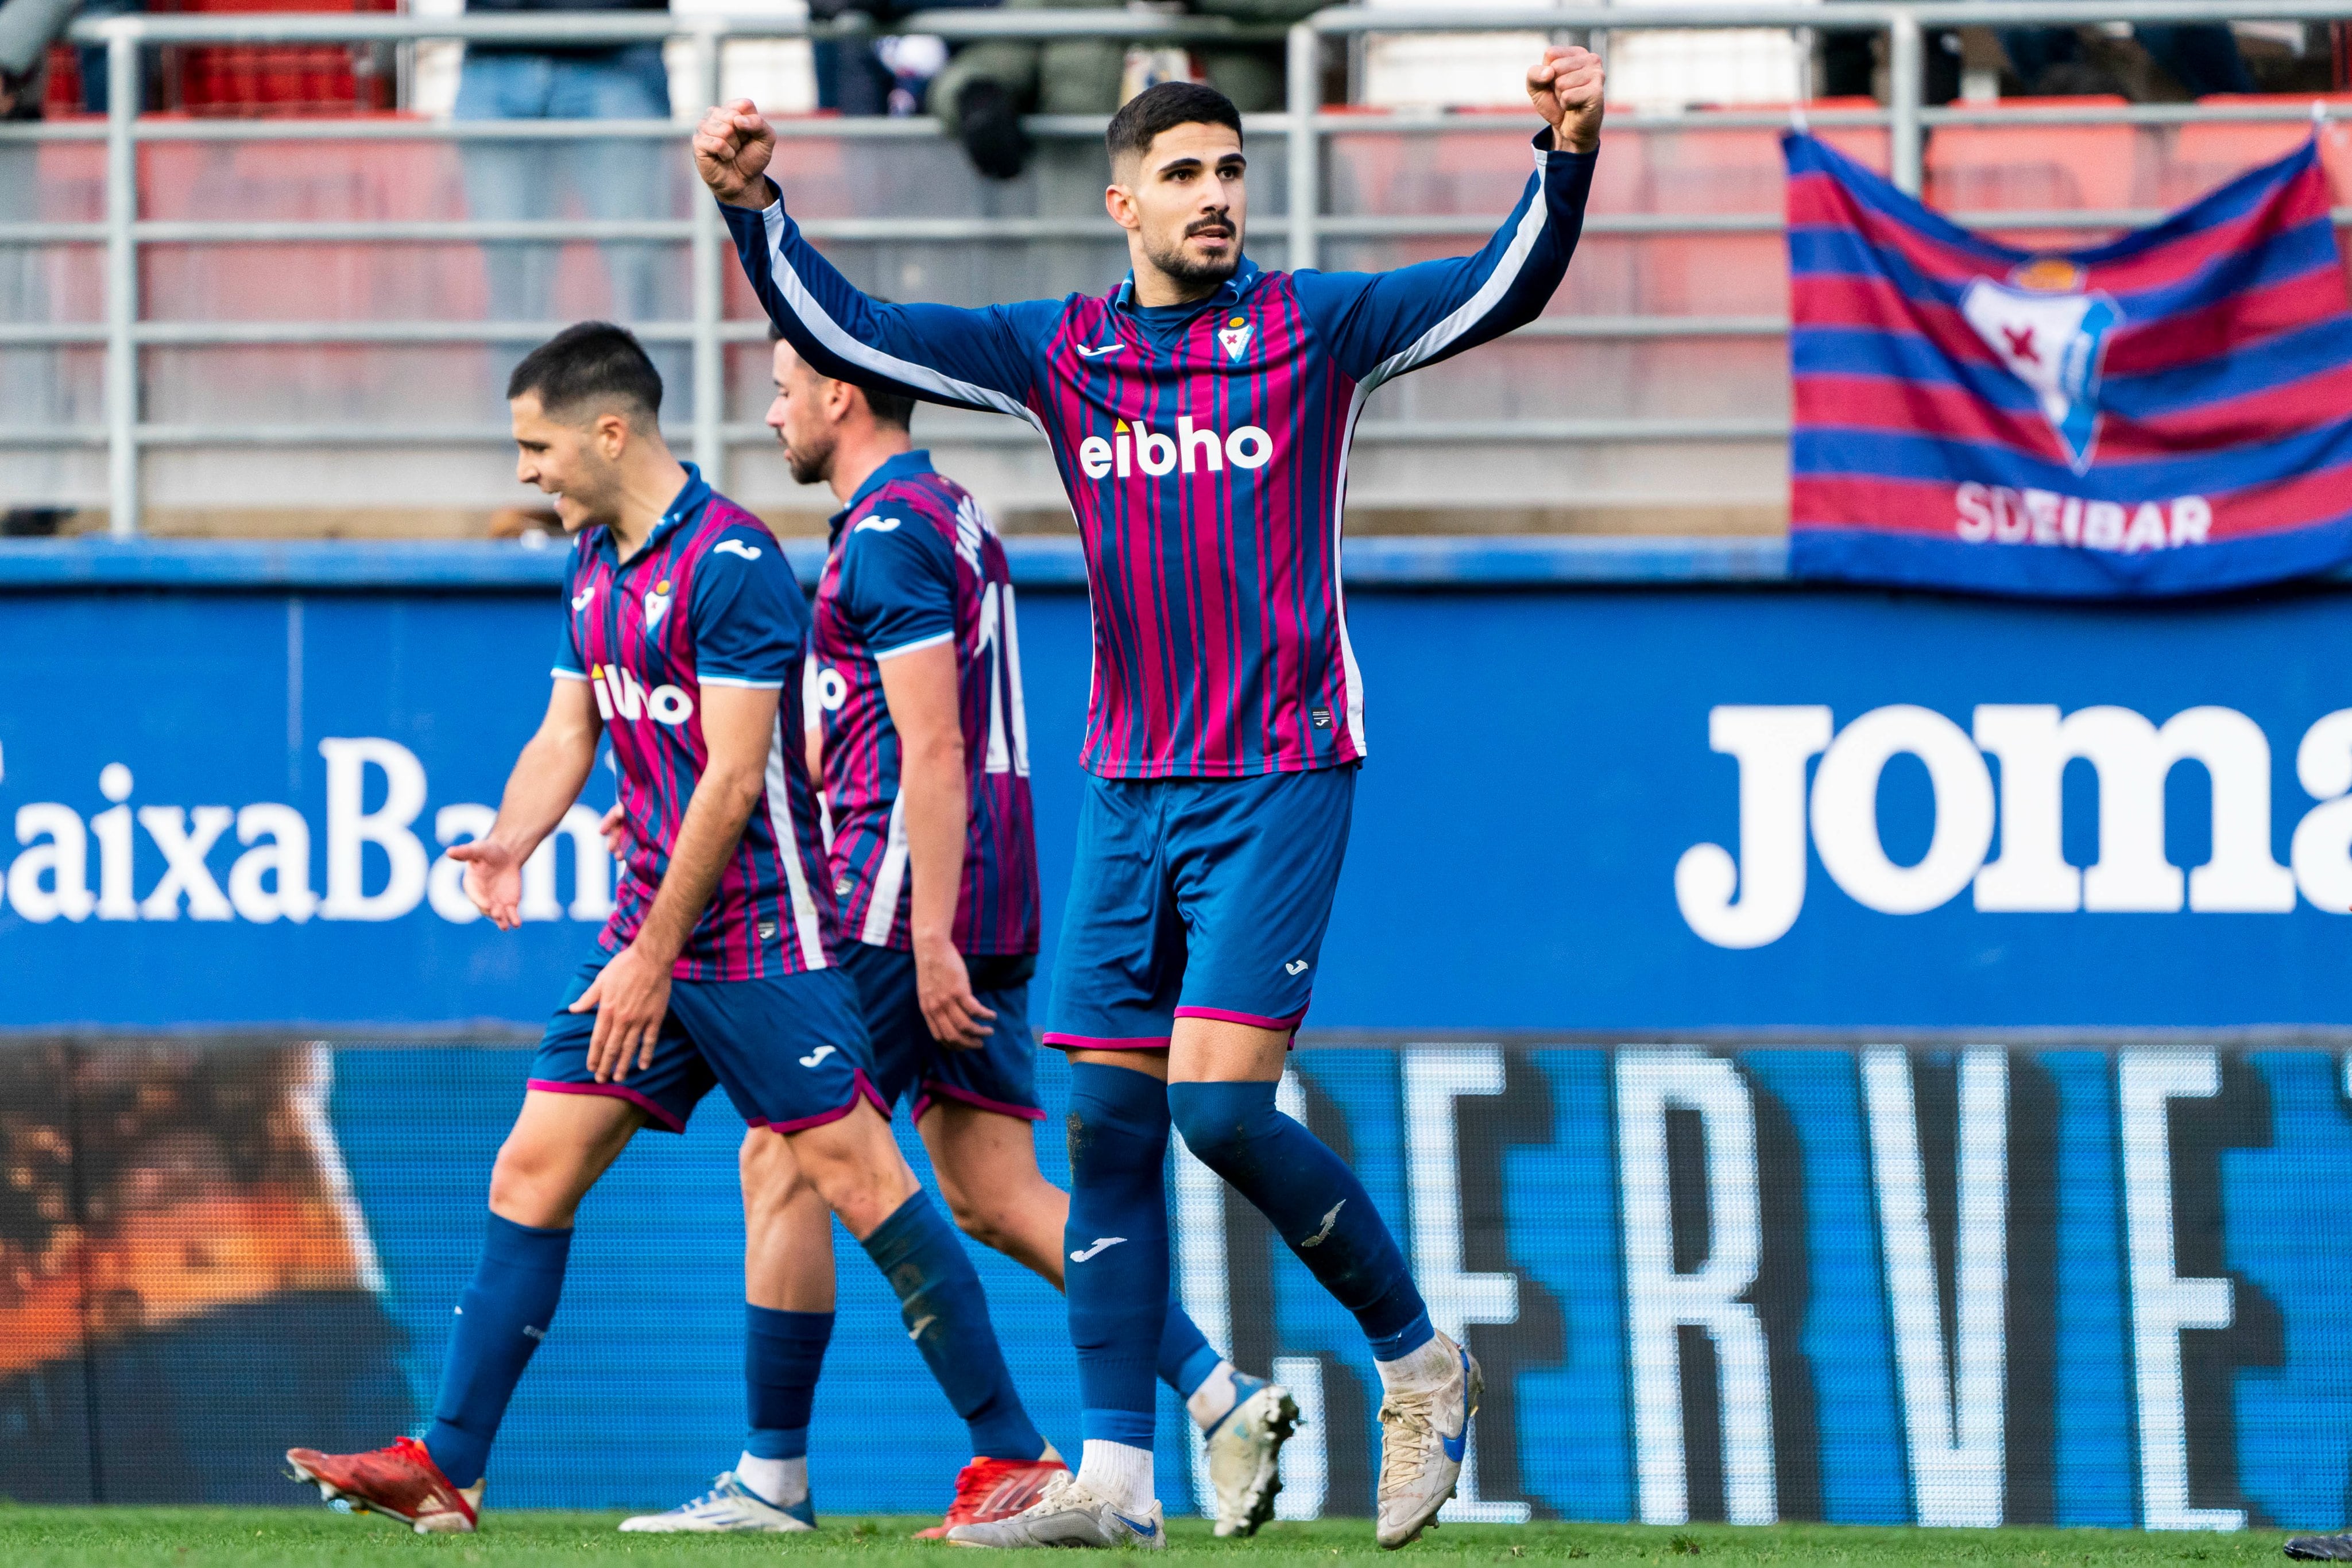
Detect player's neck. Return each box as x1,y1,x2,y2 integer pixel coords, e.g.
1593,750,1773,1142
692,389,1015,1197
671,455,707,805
606,452,693,563
1128,263,1221,310
825,425,913,508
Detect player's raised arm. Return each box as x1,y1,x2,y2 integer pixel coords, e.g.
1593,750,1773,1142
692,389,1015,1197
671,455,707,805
1291,45,1605,389
450,675,603,931
694,100,1057,422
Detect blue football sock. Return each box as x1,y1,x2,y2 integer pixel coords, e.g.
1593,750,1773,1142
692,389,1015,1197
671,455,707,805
860,1190,1045,1462
1066,1062,1172,1450
1169,1080,1434,1361
425,1211,571,1488
746,1304,832,1460
1158,1299,1223,1400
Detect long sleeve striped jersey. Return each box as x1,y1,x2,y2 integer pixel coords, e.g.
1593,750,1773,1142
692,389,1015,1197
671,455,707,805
724,132,1596,779
810,450,1040,957
554,467,839,979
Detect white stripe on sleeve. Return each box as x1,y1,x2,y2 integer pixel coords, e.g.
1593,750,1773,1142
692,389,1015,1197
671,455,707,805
762,205,1045,430
859,792,911,946
872,629,956,662
761,722,831,970
1359,155,1554,395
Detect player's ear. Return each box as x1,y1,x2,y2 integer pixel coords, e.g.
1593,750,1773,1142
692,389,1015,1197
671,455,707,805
1104,181,1140,233
593,411,629,460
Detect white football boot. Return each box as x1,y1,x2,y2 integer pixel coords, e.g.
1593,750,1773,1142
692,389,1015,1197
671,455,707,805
945,1470,1165,1550
1374,1332,1481,1550
617,1472,817,1533
1206,1376,1301,1538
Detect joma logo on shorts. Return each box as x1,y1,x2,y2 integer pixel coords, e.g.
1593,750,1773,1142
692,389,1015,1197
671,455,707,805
590,664,694,727
1078,417,1274,481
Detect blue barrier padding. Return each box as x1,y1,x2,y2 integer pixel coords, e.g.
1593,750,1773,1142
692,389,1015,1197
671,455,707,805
0,535,1797,591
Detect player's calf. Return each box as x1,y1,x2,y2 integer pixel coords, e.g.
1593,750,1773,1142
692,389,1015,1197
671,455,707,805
783,1105,1053,1468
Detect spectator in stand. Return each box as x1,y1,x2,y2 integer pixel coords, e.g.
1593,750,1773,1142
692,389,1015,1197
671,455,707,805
808,0,989,116
923,0,1317,180
0,0,69,117
1819,11,1962,108
455,0,672,354
1999,24,2254,97
0,0,124,115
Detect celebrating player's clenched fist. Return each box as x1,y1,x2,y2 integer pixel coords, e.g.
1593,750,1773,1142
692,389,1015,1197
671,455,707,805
1527,45,1605,154
694,98,780,208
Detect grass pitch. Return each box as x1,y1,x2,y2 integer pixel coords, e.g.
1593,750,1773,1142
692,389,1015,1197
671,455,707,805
0,1509,2300,1568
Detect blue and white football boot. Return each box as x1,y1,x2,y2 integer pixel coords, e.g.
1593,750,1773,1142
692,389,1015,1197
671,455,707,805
1205,1375,1300,1538
618,1472,817,1533
1374,1331,1481,1550
945,1470,1164,1550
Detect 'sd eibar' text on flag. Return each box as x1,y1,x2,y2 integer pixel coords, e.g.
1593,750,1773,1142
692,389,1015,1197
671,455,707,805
1784,131,2352,597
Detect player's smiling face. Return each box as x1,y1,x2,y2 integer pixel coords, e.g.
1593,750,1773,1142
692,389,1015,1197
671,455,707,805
510,391,624,534
1109,121,1247,296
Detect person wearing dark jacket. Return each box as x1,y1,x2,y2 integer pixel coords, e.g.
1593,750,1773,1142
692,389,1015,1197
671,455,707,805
923,0,1318,180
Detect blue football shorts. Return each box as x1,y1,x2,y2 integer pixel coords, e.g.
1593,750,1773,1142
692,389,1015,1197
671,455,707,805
528,949,885,1133
1042,764,1356,1051
842,941,1044,1122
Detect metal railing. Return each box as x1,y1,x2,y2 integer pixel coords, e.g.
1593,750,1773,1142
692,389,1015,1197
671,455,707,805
3,0,2349,534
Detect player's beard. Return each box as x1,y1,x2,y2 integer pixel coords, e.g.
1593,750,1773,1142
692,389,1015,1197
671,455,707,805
783,432,833,487
1144,213,1241,290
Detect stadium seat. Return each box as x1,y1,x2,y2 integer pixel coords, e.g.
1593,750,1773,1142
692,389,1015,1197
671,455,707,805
1924,95,2144,218
2163,93,2352,208
169,0,398,118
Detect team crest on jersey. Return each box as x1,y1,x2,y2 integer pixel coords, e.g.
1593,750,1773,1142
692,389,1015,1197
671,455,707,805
1217,316,1253,363
643,579,674,632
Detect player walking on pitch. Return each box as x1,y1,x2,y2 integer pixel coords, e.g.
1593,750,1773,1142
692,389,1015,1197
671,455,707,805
695,51,1602,1550
285,324,1055,1534
621,334,1299,1538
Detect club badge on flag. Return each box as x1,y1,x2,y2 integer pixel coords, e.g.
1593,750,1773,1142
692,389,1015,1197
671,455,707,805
1784,132,2352,597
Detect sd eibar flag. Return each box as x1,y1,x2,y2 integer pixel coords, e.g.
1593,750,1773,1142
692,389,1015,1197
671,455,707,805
1784,131,2352,597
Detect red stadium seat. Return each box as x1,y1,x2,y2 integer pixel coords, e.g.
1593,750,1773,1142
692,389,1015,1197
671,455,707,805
164,0,400,118
2163,93,2352,207
1924,95,2142,217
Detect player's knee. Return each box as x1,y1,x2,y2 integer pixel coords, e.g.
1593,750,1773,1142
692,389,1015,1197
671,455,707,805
941,1186,1015,1250
1065,1071,1171,1182
1166,1081,1277,1179
792,1109,918,1234
740,1128,807,1219
740,1125,799,1192
488,1138,583,1227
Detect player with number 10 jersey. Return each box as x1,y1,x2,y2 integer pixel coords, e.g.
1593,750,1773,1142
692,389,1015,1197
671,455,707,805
812,459,1036,963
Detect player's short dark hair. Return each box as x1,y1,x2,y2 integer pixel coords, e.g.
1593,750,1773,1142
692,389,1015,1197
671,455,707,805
1105,82,1242,172
508,322,663,426
765,321,916,431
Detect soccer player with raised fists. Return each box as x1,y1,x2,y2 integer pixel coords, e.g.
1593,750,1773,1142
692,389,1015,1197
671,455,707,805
694,47,1601,1551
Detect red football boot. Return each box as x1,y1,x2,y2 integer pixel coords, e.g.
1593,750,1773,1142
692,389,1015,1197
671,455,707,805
286,1437,483,1534
914,1445,1070,1539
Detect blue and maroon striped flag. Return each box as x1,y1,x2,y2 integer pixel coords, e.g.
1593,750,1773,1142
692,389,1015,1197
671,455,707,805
1785,130,2352,597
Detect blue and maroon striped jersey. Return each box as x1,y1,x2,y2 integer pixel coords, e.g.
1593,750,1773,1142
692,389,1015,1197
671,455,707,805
553,465,838,981
722,132,1595,779
808,450,1039,957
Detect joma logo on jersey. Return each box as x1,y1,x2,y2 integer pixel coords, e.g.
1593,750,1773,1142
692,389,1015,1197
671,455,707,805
591,664,694,727
1078,417,1274,481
